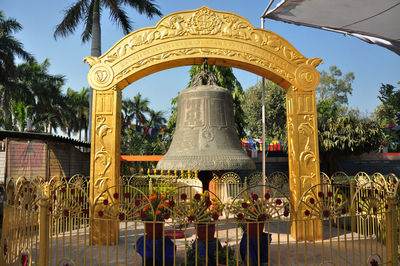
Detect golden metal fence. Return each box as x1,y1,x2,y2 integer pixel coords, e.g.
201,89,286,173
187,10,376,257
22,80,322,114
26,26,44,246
1,171,399,266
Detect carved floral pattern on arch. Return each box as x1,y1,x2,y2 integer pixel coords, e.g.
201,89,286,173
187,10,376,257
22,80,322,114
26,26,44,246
113,47,296,85
96,6,309,66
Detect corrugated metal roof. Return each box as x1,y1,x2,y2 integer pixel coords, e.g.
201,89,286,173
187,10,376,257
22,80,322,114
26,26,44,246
0,130,90,148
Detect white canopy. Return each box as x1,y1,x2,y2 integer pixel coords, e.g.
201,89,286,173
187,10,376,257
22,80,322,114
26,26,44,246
264,0,400,55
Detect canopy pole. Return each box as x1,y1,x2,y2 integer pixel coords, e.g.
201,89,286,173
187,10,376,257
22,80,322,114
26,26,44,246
261,17,266,193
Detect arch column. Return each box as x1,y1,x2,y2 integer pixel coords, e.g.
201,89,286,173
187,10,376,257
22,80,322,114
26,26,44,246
286,82,322,240
89,86,122,244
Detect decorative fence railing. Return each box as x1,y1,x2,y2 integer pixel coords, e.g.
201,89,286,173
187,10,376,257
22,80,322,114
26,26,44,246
0,171,399,265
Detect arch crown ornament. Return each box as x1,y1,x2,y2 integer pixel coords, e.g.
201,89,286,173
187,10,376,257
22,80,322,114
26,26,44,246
85,6,323,242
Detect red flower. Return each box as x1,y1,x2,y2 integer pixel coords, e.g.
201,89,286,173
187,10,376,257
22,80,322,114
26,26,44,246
79,196,83,203
341,208,346,214
25,204,28,210
237,213,244,220
103,199,109,206
118,213,125,221
336,198,341,204
327,191,333,197
135,200,141,206
323,210,330,218
275,199,282,205
283,210,289,217
48,206,53,212
3,244,7,255
53,195,57,201
309,198,315,204
70,189,75,195
169,200,175,208
318,192,324,198
194,194,201,200
242,202,248,209
259,214,267,221
181,194,187,200
34,205,38,211
21,253,28,265
61,187,66,193
113,193,119,199
188,215,194,223
164,213,170,220
124,192,130,199
304,210,310,216
205,200,212,207
63,210,69,217
212,213,219,221
98,210,104,217
141,212,146,219
252,194,259,201
82,209,89,215
265,193,270,200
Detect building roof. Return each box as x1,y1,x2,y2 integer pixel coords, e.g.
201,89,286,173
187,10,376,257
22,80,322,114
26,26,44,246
0,130,90,148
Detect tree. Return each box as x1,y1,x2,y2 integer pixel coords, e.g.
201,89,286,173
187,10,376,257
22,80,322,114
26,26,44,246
0,11,32,123
54,0,162,140
242,66,384,176
317,66,354,106
375,83,400,152
167,65,247,139
65,87,90,141
242,80,287,144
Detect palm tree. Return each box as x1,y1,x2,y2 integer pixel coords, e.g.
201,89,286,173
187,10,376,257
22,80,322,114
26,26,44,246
0,11,32,123
11,101,32,131
148,109,166,127
65,87,89,141
54,0,162,139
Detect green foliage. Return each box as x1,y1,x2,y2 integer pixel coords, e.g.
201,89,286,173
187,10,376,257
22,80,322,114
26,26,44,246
186,240,236,266
317,66,354,105
374,83,400,152
242,80,287,145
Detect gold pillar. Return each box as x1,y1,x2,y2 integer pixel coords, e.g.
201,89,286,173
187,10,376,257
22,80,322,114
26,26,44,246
90,86,121,245
287,61,322,240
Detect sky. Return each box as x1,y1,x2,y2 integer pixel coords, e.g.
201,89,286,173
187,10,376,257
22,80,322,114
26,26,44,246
2,0,400,120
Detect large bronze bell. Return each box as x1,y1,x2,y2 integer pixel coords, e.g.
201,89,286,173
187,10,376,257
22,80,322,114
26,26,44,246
157,68,255,186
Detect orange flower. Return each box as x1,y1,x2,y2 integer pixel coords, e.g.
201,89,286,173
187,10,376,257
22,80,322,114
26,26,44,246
160,195,166,199
156,210,161,215
149,195,157,201
163,201,169,207
158,205,163,209
266,189,271,193
251,207,256,212
143,204,150,211
176,210,180,214
142,197,147,202
151,193,156,197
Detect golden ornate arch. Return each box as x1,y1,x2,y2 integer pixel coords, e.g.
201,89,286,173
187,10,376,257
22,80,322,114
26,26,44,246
85,6,322,242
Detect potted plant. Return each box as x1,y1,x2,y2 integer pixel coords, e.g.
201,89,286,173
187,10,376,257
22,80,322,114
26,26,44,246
140,192,173,239
231,190,289,237
173,191,224,242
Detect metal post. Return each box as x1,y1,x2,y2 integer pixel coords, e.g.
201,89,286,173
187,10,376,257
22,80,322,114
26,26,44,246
39,197,49,266
386,197,398,266
350,179,356,232
261,17,266,195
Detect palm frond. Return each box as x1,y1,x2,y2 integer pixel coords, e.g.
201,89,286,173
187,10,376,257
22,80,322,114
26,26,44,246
54,0,88,40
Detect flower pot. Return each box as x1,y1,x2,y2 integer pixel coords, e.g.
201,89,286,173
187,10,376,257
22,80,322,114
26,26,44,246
246,222,264,238
196,223,215,242
145,222,163,239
